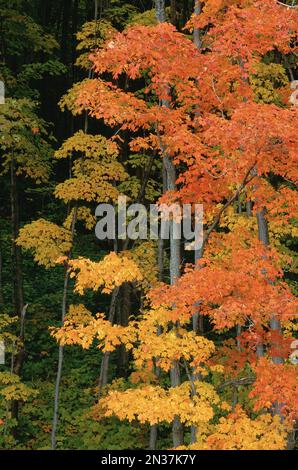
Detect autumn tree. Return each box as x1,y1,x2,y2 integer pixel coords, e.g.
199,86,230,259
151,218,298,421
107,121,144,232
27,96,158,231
50,0,298,449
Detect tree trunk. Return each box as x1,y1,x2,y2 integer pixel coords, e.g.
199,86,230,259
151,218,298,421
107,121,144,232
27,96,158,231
10,158,25,432
71,0,79,83
98,286,120,398
193,1,202,50
61,0,72,64
149,237,164,449
170,362,184,447
155,0,166,23
170,0,177,27
10,159,24,319
256,207,269,247
155,0,184,447
256,207,283,361
190,4,204,443
0,249,4,307
51,207,77,450
190,248,203,443
117,283,130,378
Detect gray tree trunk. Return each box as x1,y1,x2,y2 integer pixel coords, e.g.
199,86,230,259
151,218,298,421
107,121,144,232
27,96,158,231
193,1,202,50
149,237,164,449
154,0,184,447
256,207,283,362
51,207,77,450
155,0,166,23
98,286,120,398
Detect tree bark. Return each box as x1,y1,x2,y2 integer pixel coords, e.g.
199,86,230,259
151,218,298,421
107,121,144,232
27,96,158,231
0,249,4,307
10,158,25,431
259,206,282,366
155,0,166,23
170,0,177,26
98,286,120,398
193,1,202,50
51,206,77,450
117,283,130,378
149,237,164,450
61,0,72,64
155,0,184,446
10,159,24,319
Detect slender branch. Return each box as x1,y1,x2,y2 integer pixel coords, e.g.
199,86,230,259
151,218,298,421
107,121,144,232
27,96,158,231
217,376,255,391
276,1,297,8
181,358,197,398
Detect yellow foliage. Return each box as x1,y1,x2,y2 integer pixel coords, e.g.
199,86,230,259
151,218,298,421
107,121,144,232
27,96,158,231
75,20,116,70
55,177,122,203
124,241,159,290
64,206,96,231
68,252,143,294
65,304,94,323
0,372,37,402
0,314,19,354
96,380,220,426
250,62,289,105
198,406,287,450
17,219,72,268
283,319,298,336
54,131,118,160
52,309,137,352
221,206,298,247
134,316,215,372
0,314,17,331
54,132,127,203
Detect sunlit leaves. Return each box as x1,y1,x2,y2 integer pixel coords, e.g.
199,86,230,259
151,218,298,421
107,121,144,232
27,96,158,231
68,252,143,294
95,381,221,426
201,406,287,450
17,219,73,268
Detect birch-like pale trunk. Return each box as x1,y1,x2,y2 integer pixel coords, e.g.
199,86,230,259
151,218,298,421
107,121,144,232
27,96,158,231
149,162,168,449
155,0,166,23
256,206,285,425
256,207,283,364
51,206,78,450
155,0,184,448
163,111,184,446
189,1,204,445
98,285,120,398
193,1,202,50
